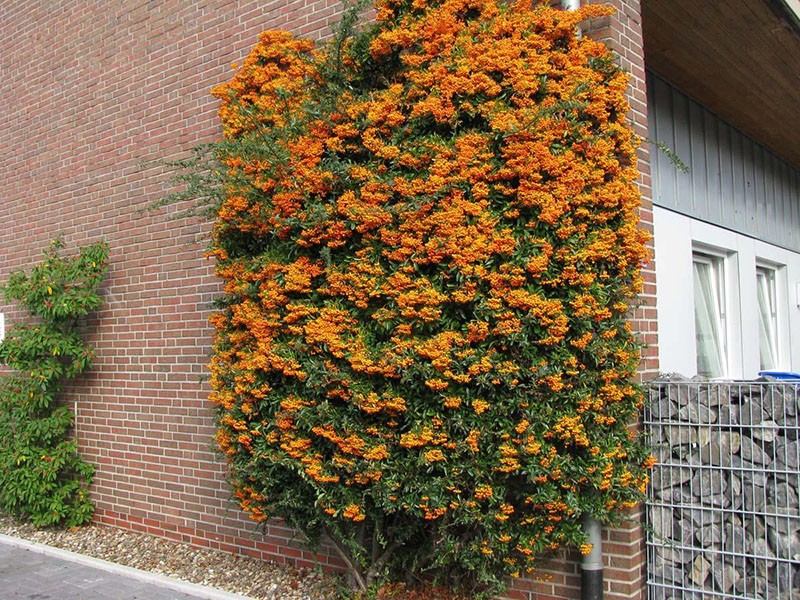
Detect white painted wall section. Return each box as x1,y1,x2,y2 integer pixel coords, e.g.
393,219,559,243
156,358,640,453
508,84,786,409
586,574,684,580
654,206,800,379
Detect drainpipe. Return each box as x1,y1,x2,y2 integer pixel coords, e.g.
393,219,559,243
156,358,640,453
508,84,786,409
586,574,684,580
582,514,604,600
560,0,601,597
561,0,583,36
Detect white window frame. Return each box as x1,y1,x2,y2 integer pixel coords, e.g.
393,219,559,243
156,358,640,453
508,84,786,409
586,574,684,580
692,250,730,378
756,263,780,371
655,207,800,379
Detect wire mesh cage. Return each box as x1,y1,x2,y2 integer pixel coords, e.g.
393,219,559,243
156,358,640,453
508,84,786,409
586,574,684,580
646,378,800,599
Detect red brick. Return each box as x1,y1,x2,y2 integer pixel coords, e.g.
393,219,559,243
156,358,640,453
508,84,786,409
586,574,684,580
0,2,654,600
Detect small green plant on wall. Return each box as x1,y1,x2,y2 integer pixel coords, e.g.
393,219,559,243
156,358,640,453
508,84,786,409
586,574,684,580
0,238,108,527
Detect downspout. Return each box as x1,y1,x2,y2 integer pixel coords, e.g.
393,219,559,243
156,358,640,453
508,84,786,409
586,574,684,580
561,0,583,35
559,3,603,599
581,514,604,600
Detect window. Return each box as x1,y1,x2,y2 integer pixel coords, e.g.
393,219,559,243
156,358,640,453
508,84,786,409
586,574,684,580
654,207,799,379
693,252,727,378
756,265,779,370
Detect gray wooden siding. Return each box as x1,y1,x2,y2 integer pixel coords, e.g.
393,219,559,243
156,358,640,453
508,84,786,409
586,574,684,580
647,72,800,252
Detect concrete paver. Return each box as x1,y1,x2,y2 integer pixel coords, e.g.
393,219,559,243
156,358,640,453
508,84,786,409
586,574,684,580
0,539,251,600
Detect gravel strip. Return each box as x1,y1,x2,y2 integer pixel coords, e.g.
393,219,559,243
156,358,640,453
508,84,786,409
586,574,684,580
0,516,339,600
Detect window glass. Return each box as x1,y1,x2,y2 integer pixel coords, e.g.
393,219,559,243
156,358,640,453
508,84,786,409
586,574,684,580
693,253,727,377
756,266,779,370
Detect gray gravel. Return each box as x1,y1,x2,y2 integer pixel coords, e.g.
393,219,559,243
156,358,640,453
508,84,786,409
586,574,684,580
0,517,339,600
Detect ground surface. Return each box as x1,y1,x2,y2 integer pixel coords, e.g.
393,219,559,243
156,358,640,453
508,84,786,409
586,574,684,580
0,517,338,600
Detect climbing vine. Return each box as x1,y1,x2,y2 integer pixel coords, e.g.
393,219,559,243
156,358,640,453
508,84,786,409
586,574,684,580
202,0,653,595
0,239,108,527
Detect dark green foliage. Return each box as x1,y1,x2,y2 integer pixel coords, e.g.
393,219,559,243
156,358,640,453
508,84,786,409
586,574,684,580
0,239,108,527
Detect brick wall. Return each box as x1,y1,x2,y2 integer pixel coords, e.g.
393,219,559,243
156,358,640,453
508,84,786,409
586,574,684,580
0,0,349,571
0,1,656,598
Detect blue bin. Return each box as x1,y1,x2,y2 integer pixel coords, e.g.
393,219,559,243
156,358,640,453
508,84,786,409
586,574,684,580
758,370,800,381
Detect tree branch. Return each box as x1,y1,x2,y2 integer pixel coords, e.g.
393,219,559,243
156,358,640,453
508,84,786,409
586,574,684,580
324,526,367,592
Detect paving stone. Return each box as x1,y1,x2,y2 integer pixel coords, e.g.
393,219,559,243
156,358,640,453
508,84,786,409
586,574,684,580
0,543,222,600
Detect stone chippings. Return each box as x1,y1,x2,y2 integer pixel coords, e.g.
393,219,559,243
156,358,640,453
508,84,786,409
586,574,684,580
646,376,800,599
0,517,337,600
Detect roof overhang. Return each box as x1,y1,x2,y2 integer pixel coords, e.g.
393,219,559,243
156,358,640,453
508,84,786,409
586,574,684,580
642,0,800,169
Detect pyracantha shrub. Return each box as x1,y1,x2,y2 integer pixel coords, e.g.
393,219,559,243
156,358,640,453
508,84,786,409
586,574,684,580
206,0,653,594
0,239,108,527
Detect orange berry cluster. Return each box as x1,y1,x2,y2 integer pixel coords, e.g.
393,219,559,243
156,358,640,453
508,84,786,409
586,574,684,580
207,0,653,593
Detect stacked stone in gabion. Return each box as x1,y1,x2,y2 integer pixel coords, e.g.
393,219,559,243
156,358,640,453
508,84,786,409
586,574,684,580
647,375,800,599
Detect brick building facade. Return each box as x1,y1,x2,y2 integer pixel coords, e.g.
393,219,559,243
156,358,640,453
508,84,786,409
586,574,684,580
0,1,655,598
